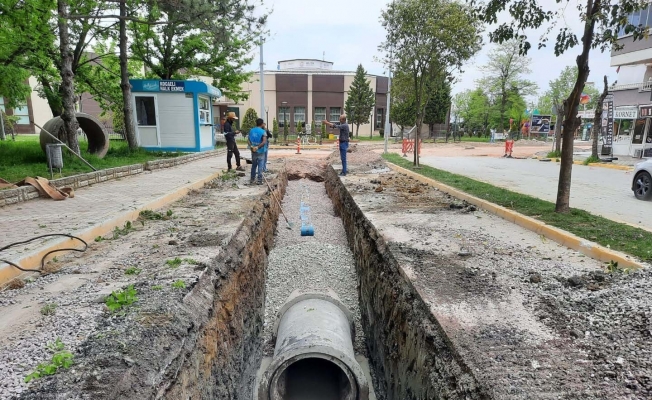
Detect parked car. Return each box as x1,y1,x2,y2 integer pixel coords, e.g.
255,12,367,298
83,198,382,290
632,159,652,200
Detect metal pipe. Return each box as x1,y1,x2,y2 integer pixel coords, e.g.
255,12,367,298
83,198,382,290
260,40,265,121
257,289,369,400
34,122,97,171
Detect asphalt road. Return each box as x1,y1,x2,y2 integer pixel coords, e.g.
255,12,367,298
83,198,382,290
418,155,650,230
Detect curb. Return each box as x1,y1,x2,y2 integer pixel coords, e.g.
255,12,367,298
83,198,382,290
534,156,634,171
0,170,223,287
386,162,647,270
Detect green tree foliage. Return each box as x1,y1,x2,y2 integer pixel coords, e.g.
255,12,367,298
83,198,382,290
295,119,302,134
310,120,316,135
478,40,537,133
540,65,600,152
76,41,144,121
0,0,55,108
241,108,258,135
130,0,267,102
344,64,375,138
424,76,452,137
464,88,491,136
381,0,482,165
321,122,327,139
389,70,415,139
272,117,279,141
472,0,648,213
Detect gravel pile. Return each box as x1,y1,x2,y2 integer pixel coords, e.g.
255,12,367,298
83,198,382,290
264,179,365,355
0,273,104,399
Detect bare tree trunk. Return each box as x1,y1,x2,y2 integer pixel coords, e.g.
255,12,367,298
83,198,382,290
592,75,608,159
556,0,600,213
120,0,138,150
554,104,563,153
414,117,422,167
57,0,80,155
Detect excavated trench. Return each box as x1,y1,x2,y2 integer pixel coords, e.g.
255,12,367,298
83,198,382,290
16,161,479,400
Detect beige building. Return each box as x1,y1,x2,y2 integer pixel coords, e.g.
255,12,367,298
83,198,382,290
215,59,390,137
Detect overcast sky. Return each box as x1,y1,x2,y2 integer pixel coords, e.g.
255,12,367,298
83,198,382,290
251,0,618,101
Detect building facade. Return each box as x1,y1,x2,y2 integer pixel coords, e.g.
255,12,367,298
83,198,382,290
220,59,390,137
610,5,652,158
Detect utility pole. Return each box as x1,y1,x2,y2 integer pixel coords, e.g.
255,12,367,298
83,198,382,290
260,40,265,120
384,47,392,154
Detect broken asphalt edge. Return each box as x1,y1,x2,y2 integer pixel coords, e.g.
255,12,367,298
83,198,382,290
386,162,648,270
534,156,634,171
0,170,223,288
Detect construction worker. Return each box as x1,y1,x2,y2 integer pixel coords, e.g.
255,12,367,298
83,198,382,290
224,112,244,172
323,114,350,176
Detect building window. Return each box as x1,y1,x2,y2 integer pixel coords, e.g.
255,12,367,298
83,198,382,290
198,96,210,124
619,4,651,37
294,107,306,125
278,107,290,127
376,108,384,129
13,104,30,125
330,107,341,122
314,107,326,122
135,96,157,126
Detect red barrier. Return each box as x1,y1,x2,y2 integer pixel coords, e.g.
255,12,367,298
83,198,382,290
402,139,422,157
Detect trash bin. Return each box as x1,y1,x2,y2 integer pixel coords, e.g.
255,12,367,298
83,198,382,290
46,143,64,178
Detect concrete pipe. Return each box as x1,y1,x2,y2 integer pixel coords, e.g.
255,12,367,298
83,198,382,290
40,113,110,158
258,289,369,400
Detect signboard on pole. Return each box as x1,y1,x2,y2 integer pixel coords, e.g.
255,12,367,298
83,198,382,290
530,115,551,135
159,81,185,92
601,94,614,155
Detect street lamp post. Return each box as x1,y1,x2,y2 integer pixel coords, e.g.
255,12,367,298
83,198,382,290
281,101,288,145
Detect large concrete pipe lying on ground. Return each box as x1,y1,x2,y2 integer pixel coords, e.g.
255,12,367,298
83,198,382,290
258,289,369,400
40,112,110,158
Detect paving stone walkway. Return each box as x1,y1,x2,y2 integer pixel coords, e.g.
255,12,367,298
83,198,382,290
0,154,228,264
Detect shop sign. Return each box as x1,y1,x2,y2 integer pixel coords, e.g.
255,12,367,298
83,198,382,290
531,115,551,134
159,81,185,92
602,94,614,148
615,106,638,119
640,105,652,118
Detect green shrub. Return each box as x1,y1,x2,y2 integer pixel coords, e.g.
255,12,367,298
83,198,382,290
241,108,258,135
105,285,138,312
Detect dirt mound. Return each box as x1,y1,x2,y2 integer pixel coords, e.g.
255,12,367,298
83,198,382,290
284,159,326,181
327,144,385,172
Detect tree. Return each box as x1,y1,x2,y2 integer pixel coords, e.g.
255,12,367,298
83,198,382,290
344,64,375,138
381,0,482,166
473,0,647,213
321,122,326,139
310,120,316,136
465,88,491,136
592,76,608,159
272,117,279,143
478,40,537,134
295,120,302,135
283,117,288,143
57,0,80,154
241,108,258,135
541,66,599,153
451,90,471,136
0,0,56,108
130,0,267,102
424,76,452,138
389,70,416,139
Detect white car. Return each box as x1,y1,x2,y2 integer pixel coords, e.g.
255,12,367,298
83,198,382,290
632,159,652,200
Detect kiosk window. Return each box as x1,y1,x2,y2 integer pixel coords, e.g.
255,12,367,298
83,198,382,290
199,96,210,124
135,96,156,126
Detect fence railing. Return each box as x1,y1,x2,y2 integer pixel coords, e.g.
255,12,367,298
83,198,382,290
609,81,652,92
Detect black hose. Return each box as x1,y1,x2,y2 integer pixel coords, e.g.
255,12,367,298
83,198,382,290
0,234,88,274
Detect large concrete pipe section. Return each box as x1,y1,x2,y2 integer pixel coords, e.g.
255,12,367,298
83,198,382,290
40,112,110,158
258,289,369,400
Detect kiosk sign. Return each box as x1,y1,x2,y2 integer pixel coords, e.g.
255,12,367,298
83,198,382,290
159,81,185,92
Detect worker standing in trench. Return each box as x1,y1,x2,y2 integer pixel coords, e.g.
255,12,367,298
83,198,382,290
323,114,350,176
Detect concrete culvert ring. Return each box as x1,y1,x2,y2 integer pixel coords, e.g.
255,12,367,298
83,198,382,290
40,112,110,158
258,289,369,400
269,353,358,400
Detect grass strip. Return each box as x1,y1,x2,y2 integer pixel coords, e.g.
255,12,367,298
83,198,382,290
1,137,224,183
383,153,652,262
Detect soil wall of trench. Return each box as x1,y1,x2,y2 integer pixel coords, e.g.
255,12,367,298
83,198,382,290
324,166,488,400
19,171,287,400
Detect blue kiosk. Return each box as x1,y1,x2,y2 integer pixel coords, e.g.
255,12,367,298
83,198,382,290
130,79,222,152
